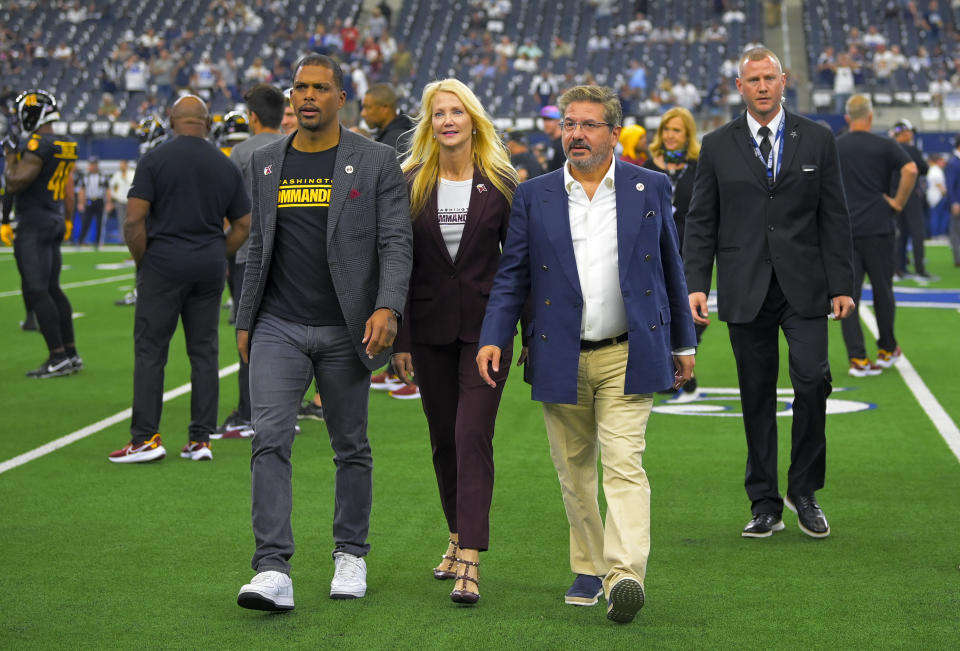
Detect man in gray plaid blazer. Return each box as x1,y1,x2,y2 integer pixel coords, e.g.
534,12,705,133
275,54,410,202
235,54,412,611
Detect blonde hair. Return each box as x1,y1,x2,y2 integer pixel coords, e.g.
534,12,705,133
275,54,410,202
845,94,872,121
738,46,783,77
649,107,701,160
401,79,518,219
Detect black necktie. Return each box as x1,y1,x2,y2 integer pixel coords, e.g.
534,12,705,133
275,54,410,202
757,126,772,162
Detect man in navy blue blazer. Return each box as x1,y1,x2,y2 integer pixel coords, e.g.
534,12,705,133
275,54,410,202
477,86,696,624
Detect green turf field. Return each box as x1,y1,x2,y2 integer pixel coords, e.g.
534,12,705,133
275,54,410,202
1,244,958,649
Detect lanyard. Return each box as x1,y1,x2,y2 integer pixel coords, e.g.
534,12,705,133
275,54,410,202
749,116,785,186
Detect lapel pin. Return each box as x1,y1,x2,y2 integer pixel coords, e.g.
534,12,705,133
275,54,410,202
476,183,487,193
345,165,354,174
790,130,797,138
263,165,272,176
636,182,644,191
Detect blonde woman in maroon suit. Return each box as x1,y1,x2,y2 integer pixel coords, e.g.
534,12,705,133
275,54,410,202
392,78,520,605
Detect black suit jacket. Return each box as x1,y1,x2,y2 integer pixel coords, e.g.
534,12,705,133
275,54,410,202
684,109,854,322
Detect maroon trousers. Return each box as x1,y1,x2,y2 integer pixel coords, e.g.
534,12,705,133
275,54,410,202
412,339,513,551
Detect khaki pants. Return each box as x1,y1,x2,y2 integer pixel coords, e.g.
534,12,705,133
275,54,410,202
541,341,653,598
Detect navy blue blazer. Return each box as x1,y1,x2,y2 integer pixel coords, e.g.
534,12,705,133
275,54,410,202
479,159,697,405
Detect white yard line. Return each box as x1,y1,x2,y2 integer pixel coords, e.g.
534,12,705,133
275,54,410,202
859,306,960,464
0,363,239,475
0,273,135,298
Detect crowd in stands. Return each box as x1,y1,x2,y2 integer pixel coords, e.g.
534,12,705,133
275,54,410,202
0,0,411,125
807,1,960,109
3,0,767,128
5,0,960,136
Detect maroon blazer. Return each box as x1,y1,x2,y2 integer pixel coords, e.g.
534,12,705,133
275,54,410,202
395,168,513,352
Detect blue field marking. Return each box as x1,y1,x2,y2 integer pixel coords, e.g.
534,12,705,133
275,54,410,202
653,386,877,418
861,286,960,309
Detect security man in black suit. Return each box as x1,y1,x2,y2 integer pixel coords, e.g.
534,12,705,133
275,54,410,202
684,47,855,539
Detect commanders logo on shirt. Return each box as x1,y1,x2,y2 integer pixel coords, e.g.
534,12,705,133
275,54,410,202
437,206,468,225
278,177,333,208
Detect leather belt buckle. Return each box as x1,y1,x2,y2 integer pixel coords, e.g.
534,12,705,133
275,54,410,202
580,332,628,351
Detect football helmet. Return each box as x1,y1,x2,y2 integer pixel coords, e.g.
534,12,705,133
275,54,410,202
219,110,250,144
15,89,60,134
136,115,166,154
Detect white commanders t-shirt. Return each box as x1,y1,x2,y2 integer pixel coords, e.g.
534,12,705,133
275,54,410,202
437,177,471,259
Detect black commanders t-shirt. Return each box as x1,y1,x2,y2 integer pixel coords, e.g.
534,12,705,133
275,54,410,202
14,132,78,230
260,144,345,326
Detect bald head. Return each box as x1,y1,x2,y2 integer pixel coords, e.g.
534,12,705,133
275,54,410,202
170,95,210,136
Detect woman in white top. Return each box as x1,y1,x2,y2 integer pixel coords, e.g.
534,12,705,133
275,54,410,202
393,79,519,605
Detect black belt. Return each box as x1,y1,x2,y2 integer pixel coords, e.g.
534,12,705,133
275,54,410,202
580,333,628,350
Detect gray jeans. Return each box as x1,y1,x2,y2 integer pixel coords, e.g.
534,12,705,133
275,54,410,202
249,312,373,574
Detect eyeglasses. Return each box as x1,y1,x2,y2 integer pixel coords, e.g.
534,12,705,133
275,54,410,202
560,120,613,133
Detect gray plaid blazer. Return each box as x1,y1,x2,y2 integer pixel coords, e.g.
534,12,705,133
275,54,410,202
235,127,413,370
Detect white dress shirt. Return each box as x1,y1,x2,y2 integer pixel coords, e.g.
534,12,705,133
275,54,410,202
564,157,627,341
745,106,784,181
564,157,696,356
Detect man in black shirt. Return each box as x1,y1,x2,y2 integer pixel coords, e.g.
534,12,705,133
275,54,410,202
360,83,413,153
889,119,930,278
505,129,544,181
108,95,250,464
215,83,287,439
234,54,412,611
3,89,82,378
836,95,917,375
358,82,419,401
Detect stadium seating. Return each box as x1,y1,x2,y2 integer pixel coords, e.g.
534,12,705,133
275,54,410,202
1,0,954,127
804,0,955,96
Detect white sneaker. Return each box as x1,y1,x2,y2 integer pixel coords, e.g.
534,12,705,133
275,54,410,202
108,433,166,464
370,371,403,390
180,441,213,461
330,552,367,599
237,570,294,611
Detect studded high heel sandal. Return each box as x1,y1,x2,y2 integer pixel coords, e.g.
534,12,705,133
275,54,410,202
449,557,480,604
433,537,458,580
